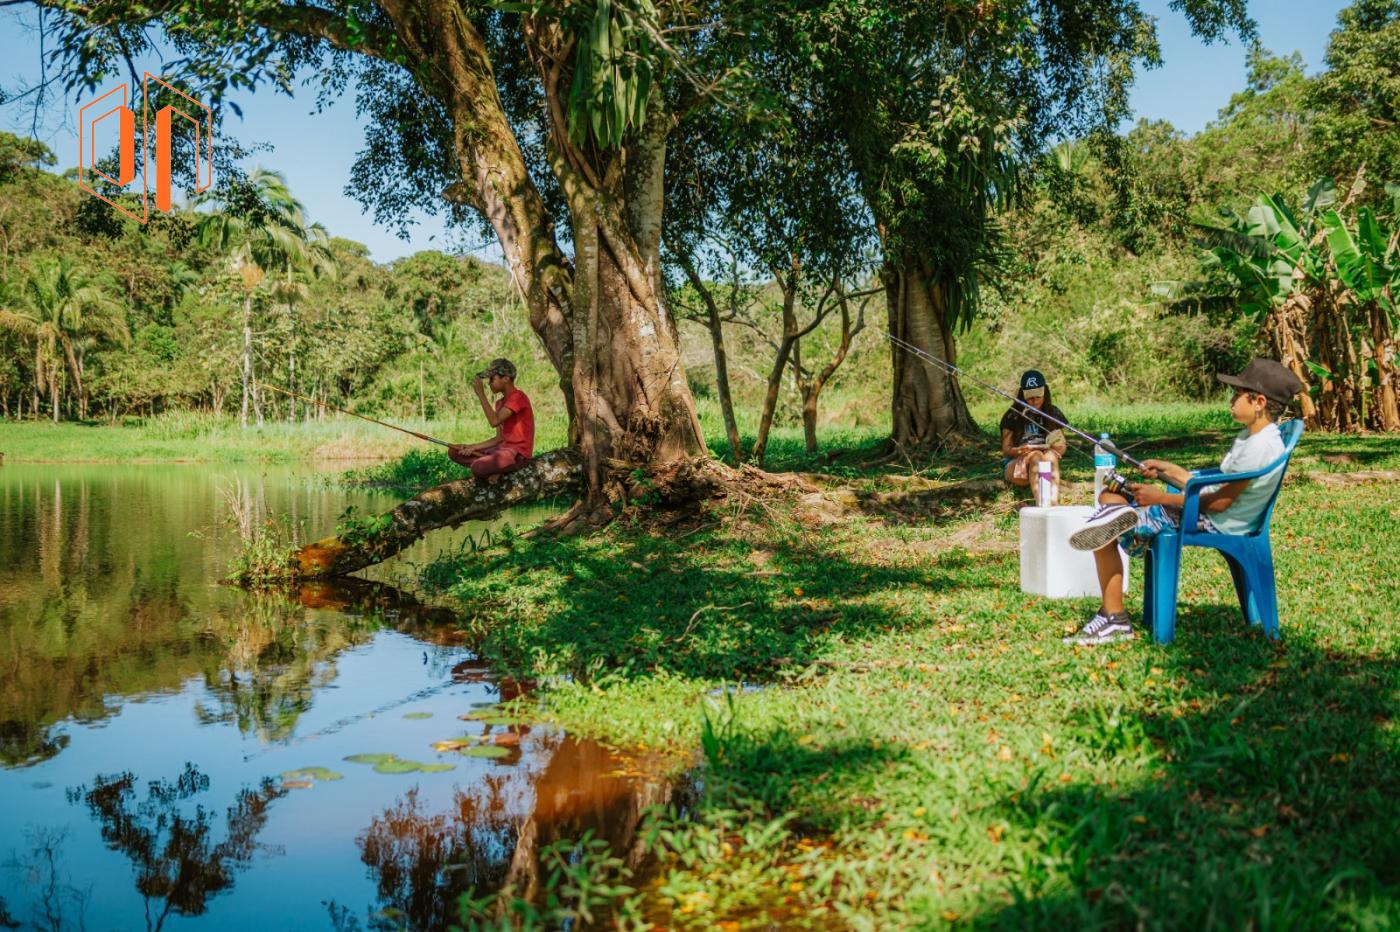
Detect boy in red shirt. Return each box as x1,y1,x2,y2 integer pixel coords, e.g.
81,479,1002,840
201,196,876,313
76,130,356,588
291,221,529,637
448,358,535,480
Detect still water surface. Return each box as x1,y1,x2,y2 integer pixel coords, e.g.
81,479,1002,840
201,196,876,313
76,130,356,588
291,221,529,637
0,464,666,930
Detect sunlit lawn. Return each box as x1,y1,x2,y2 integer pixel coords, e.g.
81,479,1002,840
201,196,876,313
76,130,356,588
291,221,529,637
409,407,1399,929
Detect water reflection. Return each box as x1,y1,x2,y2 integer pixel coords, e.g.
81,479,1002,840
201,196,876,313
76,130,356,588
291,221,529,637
355,736,672,929
0,464,671,929
67,764,283,931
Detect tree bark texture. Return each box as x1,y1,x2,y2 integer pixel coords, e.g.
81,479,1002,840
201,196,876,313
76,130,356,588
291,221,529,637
293,448,582,578
884,257,975,450
391,2,706,497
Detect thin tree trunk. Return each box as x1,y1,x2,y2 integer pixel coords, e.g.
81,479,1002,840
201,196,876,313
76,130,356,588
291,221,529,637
794,283,868,454
885,257,975,450
677,253,742,463
1372,303,1399,431
240,293,253,429
751,274,801,464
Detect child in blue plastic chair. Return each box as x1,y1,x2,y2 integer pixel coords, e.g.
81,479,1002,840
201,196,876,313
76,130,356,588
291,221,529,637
1062,358,1303,645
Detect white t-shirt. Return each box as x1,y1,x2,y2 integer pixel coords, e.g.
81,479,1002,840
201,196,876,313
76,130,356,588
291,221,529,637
1205,422,1286,535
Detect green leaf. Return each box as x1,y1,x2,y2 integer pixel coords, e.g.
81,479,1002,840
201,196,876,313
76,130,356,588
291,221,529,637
281,767,344,781
373,758,423,774
419,763,456,773
402,711,433,720
1305,360,1334,381
464,745,511,759
1304,178,1337,214
344,753,396,765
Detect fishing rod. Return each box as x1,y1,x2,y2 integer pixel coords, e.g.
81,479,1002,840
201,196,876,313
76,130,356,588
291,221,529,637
880,331,1150,471
257,382,452,447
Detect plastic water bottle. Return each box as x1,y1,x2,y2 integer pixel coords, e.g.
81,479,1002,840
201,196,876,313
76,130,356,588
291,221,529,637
1036,459,1057,507
1093,432,1116,502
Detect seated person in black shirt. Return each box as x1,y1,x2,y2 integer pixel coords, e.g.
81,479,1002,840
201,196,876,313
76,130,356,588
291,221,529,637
999,370,1069,495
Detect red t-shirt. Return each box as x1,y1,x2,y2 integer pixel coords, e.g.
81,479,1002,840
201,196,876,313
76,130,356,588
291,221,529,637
497,388,534,458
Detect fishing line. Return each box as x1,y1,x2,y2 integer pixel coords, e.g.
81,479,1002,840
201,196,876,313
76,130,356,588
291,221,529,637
880,332,1150,471
258,382,452,447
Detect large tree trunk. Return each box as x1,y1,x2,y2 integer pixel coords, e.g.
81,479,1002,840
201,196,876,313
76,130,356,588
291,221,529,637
884,257,974,450
410,4,705,504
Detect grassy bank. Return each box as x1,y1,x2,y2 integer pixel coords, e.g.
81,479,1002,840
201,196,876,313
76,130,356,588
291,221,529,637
403,408,1398,929
0,410,573,465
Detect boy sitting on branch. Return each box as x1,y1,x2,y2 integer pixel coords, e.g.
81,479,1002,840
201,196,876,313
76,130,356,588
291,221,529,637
448,358,535,480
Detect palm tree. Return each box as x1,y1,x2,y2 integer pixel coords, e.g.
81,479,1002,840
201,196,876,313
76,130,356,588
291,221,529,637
0,257,128,421
195,169,338,427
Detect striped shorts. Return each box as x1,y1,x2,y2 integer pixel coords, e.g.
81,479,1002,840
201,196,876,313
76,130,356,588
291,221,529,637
1122,504,1217,558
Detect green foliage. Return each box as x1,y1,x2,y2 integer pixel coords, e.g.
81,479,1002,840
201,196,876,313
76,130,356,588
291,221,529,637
1307,0,1400,201
564,0,658,151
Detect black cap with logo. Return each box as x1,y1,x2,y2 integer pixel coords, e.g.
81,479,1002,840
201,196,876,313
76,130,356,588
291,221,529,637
1217,358,1303,405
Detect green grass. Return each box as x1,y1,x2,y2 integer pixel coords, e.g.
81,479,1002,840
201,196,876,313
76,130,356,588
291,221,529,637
402,408,1398,929
0,410,564,465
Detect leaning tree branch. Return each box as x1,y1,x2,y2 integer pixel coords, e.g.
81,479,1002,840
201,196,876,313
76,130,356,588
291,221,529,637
292,448,582,578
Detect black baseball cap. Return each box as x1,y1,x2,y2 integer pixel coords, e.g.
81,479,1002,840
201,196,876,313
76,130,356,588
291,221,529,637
1217,358,1303,404
483,358,517,379
1020,370,1047,398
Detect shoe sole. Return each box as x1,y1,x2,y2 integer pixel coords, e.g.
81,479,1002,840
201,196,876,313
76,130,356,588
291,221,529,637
1063,629,1137,645
1069,510,1139,552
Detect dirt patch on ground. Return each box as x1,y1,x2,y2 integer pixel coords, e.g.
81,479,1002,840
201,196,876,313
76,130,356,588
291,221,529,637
1306,469,1400,486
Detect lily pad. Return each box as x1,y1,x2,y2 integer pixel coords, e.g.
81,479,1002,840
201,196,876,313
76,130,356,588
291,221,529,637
281,766,344,782
280,779,314,790
431,739,473,753
419,763,456,773
402,712,433,720
344,753,396,765
373,758,423,774
464,745,511,759
491,733,521,747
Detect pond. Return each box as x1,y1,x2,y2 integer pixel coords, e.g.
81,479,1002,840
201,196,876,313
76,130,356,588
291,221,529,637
0,464,670,930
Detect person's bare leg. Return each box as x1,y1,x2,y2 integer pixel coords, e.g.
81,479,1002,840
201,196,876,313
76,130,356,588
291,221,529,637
1095,543,1126,615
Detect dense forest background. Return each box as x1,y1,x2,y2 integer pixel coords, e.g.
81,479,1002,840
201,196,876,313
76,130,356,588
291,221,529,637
2,0,1397,451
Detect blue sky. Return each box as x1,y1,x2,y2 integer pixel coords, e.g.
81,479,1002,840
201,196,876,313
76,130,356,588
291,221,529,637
0,0,1349,265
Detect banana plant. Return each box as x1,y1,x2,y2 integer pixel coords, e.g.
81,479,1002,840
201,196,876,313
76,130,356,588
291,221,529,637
1185,177,1400,431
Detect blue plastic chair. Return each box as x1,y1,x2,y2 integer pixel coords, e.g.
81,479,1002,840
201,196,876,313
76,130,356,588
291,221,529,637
1143,419,1304,644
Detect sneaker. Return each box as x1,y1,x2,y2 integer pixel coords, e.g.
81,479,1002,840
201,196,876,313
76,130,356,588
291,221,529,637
1063,611,1136,645
1068,504,1140,552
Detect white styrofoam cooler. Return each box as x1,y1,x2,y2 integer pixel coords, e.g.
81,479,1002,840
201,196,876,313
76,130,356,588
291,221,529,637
1019,505,1130,599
